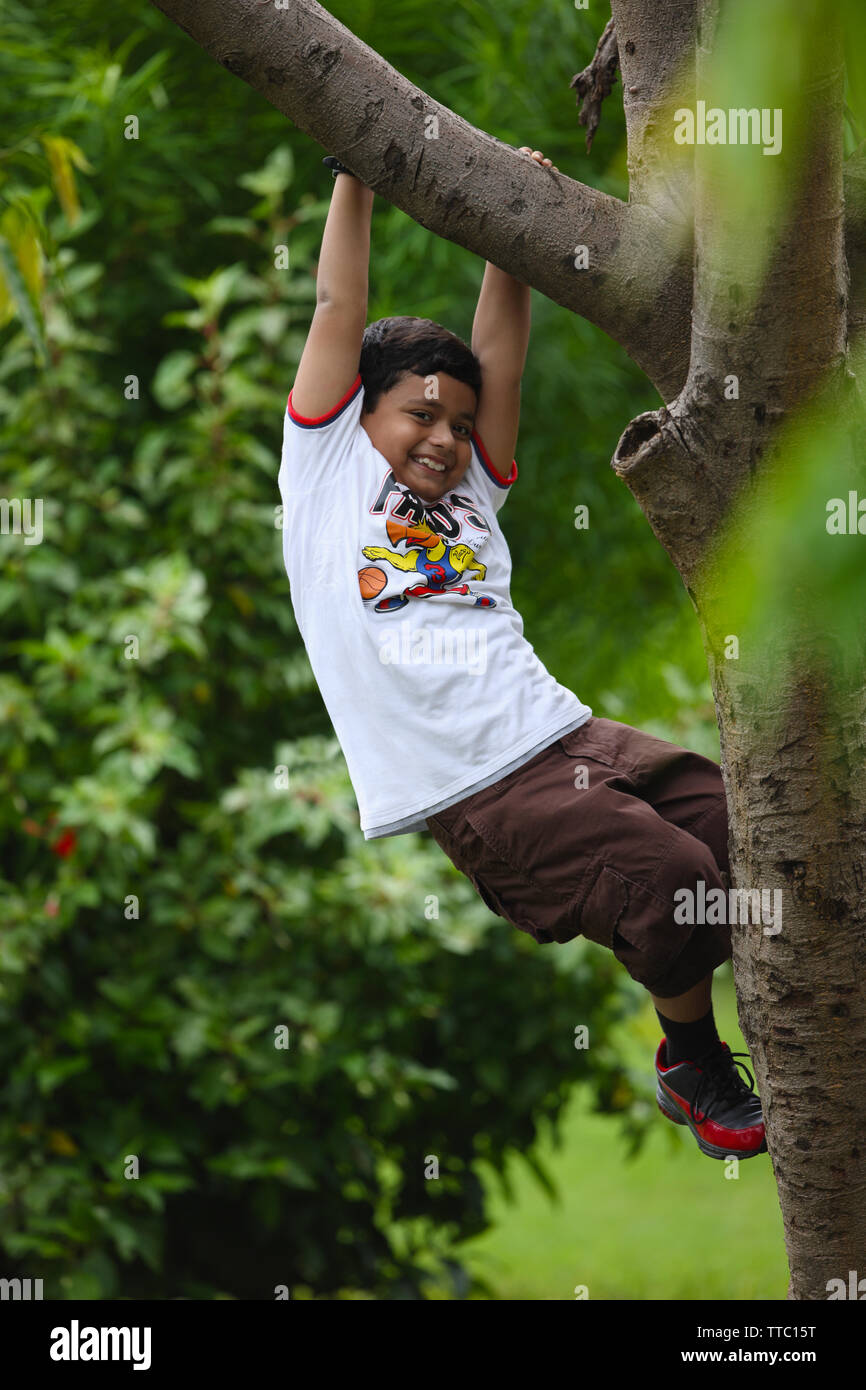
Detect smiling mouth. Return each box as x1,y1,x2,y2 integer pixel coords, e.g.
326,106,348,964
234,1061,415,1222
410,455,449,475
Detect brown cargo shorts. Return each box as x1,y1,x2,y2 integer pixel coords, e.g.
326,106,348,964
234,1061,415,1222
425,716,733,999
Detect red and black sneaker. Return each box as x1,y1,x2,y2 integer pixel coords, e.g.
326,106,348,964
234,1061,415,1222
655,1038,767,1160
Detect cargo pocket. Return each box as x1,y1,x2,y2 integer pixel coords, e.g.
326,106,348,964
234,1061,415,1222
557,721,633,773
577,863,631,951
469,869,557,945
577,862,684,988
469,871,506,919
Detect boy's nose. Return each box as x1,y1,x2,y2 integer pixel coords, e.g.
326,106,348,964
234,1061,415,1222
427,428,457,450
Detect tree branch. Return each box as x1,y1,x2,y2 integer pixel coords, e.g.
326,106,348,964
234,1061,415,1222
149,0,696,398
147,3,865,428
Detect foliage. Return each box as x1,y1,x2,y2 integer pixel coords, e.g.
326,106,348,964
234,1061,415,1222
0,0,673,1299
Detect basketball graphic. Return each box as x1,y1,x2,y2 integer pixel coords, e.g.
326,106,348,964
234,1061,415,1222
358,565,387,599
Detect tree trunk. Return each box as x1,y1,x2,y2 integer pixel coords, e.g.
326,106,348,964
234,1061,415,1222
150,0,866,1298
612,0,866,1299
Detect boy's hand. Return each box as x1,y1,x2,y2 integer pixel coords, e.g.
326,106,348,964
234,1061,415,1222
517,146,559,172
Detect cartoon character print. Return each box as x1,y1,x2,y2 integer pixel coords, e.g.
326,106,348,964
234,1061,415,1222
359,514,497,613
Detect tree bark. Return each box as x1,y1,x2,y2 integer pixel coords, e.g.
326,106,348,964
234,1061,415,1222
613,0,866,1300
150,0,866,1299
844,142,866,361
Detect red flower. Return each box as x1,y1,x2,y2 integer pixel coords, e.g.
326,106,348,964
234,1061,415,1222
51,830,77,858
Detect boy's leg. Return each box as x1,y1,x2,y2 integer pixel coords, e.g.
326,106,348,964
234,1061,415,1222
426,717,735,990
426,716,765,1159
649,974,711,1022
650,973,722,1082
616,718,732,1002
652,975,721,1070
612,724,766,1158
627,748,722,1027
623,730,726,1046
603,721,722,1033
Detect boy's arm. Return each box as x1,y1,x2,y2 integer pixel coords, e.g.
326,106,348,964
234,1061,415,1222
470,262,531,480
290,171,374,420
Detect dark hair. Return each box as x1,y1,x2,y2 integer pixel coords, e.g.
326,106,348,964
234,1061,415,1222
359,316,482,415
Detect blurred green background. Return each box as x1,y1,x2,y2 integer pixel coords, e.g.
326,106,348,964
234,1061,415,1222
0,0,793,1298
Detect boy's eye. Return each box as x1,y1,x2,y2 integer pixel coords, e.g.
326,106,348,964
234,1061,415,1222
410,411,471,436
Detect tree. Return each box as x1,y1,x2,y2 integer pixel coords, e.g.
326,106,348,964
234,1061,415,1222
149,0,866,1299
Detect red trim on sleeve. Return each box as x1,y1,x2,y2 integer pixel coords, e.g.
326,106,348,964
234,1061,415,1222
287,373,362,425
471,430,518,487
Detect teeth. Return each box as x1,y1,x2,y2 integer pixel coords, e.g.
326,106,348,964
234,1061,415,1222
413,456,446,472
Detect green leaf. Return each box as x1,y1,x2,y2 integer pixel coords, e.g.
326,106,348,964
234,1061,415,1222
238,145,294,200
36,1055,89,1095
152,350,199,410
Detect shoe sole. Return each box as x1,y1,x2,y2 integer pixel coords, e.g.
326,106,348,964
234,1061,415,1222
656,1084,768,1160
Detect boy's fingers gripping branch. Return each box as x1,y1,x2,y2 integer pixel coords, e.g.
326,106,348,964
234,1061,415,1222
517,145,559,172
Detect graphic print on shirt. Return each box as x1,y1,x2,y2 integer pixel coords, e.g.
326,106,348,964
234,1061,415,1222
359,470,497,614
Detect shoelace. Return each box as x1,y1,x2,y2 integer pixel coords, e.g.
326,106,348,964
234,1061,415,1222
689,1044,757,1124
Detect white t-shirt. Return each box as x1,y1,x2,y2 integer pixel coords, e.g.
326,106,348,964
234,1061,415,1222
277,373,592,838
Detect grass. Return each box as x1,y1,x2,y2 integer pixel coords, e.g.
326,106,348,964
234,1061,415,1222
444,963,789,1300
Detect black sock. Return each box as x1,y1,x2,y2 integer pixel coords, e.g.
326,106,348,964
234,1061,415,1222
655,1006,720,1065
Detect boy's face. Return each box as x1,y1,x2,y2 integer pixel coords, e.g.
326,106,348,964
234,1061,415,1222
360,372,477,503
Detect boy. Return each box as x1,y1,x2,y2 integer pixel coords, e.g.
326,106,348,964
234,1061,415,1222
277,148,766,1162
